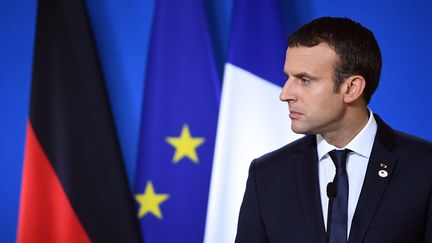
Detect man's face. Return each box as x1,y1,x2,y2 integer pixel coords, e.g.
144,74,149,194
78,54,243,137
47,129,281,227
280,43,347,135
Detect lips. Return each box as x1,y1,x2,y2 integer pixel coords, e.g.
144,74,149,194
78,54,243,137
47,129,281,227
289,110,303,119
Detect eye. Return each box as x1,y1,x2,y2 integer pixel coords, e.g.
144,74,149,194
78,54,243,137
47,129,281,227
300,77,311,84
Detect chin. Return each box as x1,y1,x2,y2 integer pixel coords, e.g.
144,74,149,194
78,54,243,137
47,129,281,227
291,122,317,135
291,126,308,135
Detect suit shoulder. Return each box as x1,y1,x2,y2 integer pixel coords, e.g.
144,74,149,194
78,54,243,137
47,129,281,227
393,130,432,152
252,135,315,170
375,114,431,152
391,131,432,169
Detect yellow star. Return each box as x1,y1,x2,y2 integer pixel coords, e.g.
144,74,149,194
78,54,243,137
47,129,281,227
135,181,169,219
166,124,205,163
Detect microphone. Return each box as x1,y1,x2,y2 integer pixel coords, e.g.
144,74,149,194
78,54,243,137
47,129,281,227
326,182,337,243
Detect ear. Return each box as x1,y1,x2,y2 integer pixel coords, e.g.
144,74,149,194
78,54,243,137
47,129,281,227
343,75,366,104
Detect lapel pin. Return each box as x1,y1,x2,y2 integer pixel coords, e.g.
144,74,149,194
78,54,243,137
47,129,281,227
378,170,388,178
380,162,388,169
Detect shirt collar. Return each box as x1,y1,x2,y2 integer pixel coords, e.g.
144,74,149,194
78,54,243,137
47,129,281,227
316,109,378,161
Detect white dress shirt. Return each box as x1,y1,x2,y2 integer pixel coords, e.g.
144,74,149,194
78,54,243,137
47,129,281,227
317,110,378,237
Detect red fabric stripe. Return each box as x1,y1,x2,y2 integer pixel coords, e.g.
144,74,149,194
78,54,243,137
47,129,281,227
17,122,91,243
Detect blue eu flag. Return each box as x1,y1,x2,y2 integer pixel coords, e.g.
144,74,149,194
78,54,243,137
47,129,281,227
134,1,220,242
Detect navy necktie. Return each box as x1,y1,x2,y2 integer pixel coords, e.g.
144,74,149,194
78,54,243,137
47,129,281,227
328,149,351,243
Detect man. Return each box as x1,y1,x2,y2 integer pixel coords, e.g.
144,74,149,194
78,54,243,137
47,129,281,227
235,17,432,243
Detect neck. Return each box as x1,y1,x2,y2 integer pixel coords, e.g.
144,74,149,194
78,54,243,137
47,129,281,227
322,107,369,148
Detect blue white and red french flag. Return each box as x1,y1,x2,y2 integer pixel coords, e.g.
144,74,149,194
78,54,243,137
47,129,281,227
204,1,302,242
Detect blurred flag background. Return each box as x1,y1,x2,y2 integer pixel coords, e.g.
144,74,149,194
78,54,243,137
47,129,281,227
17,0,141,242
134,1,219,242
204,1,303,242
1,0,432,242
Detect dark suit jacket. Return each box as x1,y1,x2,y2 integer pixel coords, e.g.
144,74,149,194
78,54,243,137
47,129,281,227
235,116,432,243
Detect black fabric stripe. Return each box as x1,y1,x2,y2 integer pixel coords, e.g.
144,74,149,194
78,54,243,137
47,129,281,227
29,0,142,242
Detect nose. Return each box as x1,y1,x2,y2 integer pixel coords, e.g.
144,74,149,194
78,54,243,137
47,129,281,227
279,79,296,102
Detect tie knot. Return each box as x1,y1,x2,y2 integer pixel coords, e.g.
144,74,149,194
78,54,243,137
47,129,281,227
328,149,351,169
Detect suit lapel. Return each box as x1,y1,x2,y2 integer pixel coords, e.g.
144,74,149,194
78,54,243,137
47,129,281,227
296,135,327,243
348,115,399,243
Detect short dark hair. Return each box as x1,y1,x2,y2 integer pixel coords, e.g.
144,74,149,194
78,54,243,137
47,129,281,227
288,17,382,104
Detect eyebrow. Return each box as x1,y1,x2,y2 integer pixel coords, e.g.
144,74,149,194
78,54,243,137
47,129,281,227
283,71,318,80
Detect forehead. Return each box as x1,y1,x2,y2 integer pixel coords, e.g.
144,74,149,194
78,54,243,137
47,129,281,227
284,43,339,76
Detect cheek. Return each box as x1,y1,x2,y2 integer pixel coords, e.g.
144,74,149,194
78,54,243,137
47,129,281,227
308,94,342,119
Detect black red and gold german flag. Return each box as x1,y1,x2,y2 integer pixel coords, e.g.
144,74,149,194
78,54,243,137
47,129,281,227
17,0,142,242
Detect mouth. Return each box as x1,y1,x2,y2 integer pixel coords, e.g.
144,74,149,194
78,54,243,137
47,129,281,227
289,110,303,119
